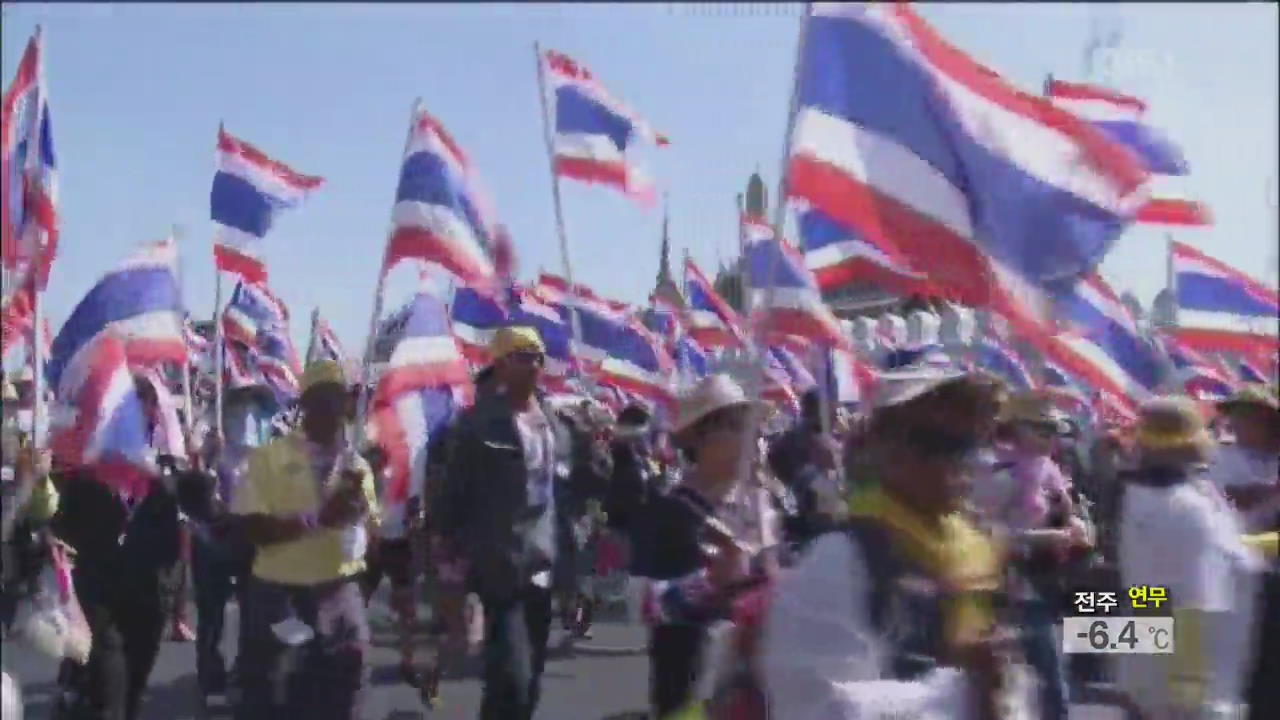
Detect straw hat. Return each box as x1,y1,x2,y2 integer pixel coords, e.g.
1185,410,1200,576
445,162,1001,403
672,373,763,437
489,326,545,362
1216,383,1279,415
1000,390,1069,429
1135,396,1214,467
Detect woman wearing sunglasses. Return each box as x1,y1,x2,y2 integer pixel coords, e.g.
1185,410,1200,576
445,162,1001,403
972,392,1093,720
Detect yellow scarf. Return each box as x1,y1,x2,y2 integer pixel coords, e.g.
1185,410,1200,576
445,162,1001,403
849,486,1000,647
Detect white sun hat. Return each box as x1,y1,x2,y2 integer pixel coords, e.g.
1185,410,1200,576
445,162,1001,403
874,345,968,409
672,373,765,436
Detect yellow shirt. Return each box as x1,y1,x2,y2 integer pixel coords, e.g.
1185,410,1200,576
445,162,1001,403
231,432,380,586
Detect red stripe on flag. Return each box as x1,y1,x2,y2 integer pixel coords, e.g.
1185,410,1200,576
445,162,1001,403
1135,199,1212,226
213,244,268,284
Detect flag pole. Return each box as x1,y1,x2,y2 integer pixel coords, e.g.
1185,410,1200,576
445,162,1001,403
355,98,422,451
211,122,227,445
172,224,195,440
739,4,809,549
533,42,585,360
29,24,47,453
1165,233,1178,328
306,307,320,366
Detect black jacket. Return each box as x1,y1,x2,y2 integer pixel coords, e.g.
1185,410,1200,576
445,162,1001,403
52,470,181,612
436,387,570,601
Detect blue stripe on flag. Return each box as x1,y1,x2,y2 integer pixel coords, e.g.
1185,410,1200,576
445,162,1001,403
211,171,276,237
554,86,632,150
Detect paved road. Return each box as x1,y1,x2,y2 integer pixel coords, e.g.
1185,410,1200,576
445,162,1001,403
4,595,1126,719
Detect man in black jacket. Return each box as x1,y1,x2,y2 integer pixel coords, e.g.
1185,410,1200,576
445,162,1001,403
52,466,181,720
435,326,567,720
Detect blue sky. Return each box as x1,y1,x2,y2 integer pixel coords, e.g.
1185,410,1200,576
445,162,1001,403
3,2,1277,358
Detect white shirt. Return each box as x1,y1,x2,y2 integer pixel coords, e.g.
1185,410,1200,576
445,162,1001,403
763,533,1026,720
1117,478,1263,714
1210,444,1280,532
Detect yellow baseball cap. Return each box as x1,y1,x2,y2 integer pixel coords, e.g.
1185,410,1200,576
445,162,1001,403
301,359,347,393
489,326,545,361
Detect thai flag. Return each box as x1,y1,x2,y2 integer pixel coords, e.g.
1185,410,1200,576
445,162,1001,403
597,316,675,408
1172,240,1279,324
223,338,266,391
311,312,353,378
572,292,630,365
369,385,456,504
450,285,509,365
1054,273,1163,397
210,126,323,283
543,48,667,206
769,345,818,393
642,294,683,350
788,4,1148,334
1041,360,1092,417
183,315,210,365
673,335,711,386
382,106,499,287
372,292,471,409
762,350,800,414
48,333,153,499
47,238,187,392
976,337,1036,390
257,327,302,402
1238,358,1268,385
684,258,745,348
1045,79,1210,227
1,280,36,358
744,214,847,348
1181,365,1236,401
510,285,576,389
2,28,58,291
793,199,932,297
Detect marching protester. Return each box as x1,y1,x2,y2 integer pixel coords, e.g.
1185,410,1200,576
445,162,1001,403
761,356,1023,720
1116,395,1269,720
633,373,780,718
1211,385,1280,532
230,359,379,720
188,384,275,701
50,442,183,719
435,327,566,720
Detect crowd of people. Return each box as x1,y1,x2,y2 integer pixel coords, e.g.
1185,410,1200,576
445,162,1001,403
2,325,1278,720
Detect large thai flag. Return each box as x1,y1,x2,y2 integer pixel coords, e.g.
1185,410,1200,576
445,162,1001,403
210,127,322,283
788,4,1148,333
1045,79,1210,227
793,198,932,297
2,28,58,291
543,49,667,206
382,107,500,287
48,333,153,498
47,238,186,392
684,257,744,348
743,214,847,348
1041,359,1092,417
372,292,471,409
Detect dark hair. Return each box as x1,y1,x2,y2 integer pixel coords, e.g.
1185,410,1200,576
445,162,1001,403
618,404,651,428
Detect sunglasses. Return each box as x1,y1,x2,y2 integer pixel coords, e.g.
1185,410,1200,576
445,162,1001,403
1023,422,1061,438
508,351,545,367
903,425,981,459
